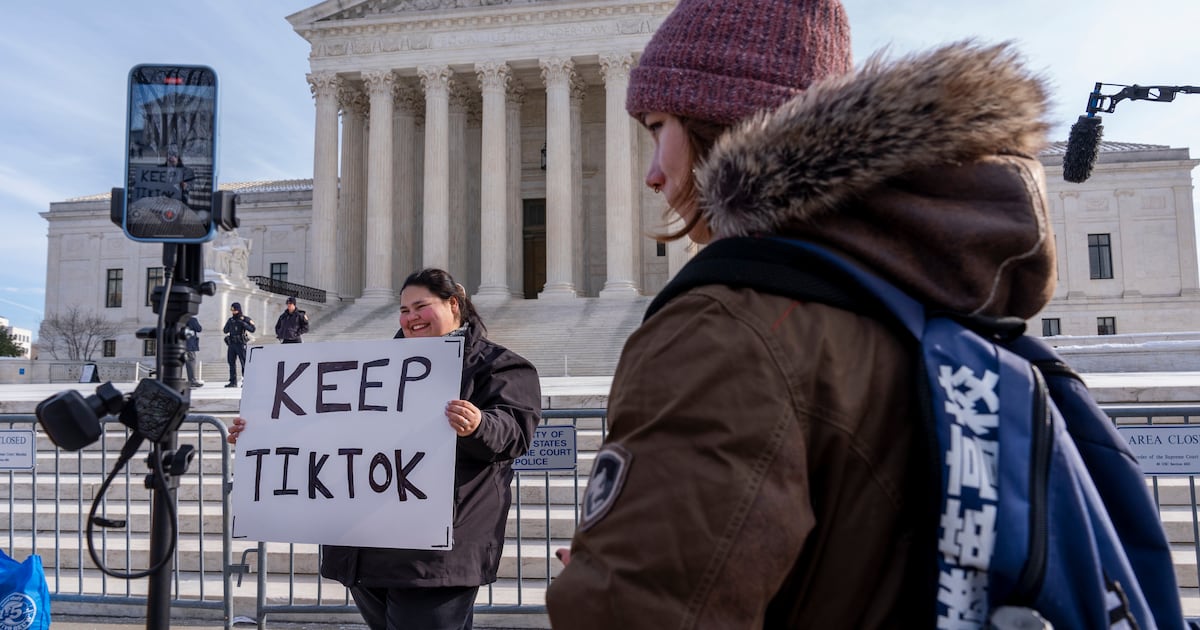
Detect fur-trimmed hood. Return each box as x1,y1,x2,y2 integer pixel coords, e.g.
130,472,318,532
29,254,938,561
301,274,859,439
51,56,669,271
696,41,1057,318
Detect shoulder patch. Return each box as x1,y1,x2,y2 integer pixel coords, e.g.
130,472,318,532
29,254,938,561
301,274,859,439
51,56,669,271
579,444,631,531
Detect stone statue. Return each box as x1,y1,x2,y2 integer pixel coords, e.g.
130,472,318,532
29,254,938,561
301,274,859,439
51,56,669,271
209,230,251,280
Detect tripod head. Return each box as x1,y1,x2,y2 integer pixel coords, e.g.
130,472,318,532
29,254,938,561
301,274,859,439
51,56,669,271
37,191,232,451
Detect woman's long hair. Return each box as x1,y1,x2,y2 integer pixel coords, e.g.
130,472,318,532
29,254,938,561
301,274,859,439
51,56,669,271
400,268,487,336
653,116,730,242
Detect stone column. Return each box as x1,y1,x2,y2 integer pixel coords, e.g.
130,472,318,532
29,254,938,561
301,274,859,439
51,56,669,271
475,61,512,300
1059,191,1083,299
539,57,578,298
570,75,586,294
361,70,397,303
667,235,694,280
1114,189,1138,297
1174,185,1200,294
393,86,423,290
448,82,471,282
419,65,453,271
336,84,367,299
307,72,342,298
599,53,639,297
506,83,526,298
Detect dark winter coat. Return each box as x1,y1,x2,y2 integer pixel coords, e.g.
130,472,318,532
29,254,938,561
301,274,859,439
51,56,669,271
547,42,1056,628
222,314,256,347
184,317,202,352
320,324,541,588
274,309,309,342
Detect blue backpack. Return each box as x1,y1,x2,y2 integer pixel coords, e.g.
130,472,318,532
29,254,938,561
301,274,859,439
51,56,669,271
647,237,1185,630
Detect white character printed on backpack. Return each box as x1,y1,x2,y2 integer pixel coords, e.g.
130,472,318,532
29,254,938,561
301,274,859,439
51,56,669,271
936,363,1001,627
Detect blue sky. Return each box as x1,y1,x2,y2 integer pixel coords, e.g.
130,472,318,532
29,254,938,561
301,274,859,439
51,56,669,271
2,0,1199,338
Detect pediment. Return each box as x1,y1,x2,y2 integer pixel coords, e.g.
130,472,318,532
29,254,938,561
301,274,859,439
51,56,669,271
291,0,558,26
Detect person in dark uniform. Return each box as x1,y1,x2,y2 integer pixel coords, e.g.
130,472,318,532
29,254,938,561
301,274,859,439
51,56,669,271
274,296,309,344
222,302,255,387
183,315,203,387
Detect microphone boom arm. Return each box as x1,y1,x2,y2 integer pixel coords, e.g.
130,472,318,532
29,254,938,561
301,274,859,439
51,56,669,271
1086,82,1200,116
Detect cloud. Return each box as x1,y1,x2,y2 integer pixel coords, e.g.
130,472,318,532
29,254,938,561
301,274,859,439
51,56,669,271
0,296,44,316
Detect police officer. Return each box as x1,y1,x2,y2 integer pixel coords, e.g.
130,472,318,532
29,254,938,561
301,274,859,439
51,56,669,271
222,302,256,387
274,296,309,344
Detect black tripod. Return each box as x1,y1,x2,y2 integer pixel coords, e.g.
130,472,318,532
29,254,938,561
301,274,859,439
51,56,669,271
33,180,239,630
113,187,234,630
140,241,214,629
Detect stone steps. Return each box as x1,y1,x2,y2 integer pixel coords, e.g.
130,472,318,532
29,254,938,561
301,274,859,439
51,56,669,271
45,568,556,611
10,534,574,580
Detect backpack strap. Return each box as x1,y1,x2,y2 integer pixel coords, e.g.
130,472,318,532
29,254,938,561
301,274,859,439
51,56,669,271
645,237,922,337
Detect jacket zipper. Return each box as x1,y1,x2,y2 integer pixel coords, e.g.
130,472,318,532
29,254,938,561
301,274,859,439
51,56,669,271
1010,366,1053,603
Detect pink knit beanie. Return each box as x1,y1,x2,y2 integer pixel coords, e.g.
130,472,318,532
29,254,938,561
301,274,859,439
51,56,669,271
626,0,852,125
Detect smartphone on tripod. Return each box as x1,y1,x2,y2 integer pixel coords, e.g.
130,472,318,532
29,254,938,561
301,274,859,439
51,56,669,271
122,64,219,243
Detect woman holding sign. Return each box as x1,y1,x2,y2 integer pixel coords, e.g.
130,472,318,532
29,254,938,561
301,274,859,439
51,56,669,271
228,268,541,630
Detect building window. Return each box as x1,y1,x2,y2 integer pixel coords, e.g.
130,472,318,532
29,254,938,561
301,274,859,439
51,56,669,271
103,340,116,357
270,263,288,283
146,267,165,306
106,269,123,308
1097,317,1117,336
656,242,666,257
143,339,157,357
1042,318,1061,337
1088,233,1113,279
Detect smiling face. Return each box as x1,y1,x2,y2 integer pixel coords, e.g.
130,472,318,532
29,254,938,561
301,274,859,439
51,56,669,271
399,285,461,338
643,111,711,243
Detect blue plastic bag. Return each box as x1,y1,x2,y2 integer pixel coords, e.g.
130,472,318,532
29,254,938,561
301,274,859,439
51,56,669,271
0,549,51,630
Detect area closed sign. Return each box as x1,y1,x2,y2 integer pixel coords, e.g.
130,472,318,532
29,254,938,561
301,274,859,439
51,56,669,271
1116,424,1200,476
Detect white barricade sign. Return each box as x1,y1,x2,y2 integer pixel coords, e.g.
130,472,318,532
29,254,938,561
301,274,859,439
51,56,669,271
512,426,577,471
0,430,35,470
1116,424,1200,476
230,337,463,549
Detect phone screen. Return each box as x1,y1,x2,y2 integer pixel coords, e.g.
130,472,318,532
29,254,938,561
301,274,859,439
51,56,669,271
123,64,218,243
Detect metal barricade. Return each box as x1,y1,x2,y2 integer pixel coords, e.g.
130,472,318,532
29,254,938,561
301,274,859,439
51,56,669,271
243,408,606,628
5,405,1198,626
0,413,233,627
1105,405,1200,611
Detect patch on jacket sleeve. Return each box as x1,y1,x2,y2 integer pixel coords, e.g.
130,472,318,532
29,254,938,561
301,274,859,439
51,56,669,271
579,444,631,531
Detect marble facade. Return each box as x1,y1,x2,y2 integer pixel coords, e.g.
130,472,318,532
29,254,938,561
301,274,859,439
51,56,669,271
35,0,1200,369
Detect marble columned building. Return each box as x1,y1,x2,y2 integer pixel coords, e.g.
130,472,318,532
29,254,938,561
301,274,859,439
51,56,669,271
34,0,1200,378
289,0,683,304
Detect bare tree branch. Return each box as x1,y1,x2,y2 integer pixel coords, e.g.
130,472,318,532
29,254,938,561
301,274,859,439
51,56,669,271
37,306,122,361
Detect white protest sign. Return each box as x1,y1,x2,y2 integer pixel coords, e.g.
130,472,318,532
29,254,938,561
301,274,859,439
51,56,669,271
230,337,463,549
1116,424,1200,476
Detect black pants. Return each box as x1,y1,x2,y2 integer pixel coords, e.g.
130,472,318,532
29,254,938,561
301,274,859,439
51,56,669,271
281,338,301,344
350,585,478,630
226,343,246,384
184,350,198,382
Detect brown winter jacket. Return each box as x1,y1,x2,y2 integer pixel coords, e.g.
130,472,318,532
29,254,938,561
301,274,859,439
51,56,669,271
546,41,1055,628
